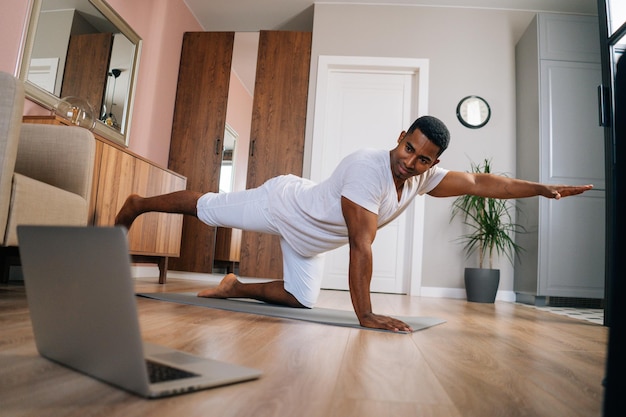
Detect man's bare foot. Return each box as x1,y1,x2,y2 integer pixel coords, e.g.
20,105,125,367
197,273,239,298
114,194,142,230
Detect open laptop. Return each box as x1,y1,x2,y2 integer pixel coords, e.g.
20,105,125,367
17,225,262,399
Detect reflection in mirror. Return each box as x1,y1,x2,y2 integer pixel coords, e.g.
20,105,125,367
20,0,141,145
219,124,237,193
213,32,258,271
224,31,258,194
608,1,626,35
614,34,626,72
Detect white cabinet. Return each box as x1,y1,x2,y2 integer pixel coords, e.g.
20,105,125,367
514,13,605,305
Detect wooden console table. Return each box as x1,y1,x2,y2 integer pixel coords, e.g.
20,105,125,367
23,115,187,283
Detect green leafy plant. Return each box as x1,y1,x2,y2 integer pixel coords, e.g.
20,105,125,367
450,158,524,269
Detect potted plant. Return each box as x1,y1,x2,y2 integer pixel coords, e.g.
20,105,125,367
450,158,524,303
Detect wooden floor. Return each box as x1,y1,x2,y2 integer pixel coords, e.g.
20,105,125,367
0,277,608,417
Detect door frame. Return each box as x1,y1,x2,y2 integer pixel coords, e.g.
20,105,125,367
597,0,626,325
310,55,429,296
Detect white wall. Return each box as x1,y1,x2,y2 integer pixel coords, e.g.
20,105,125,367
31,11,74,97
305,4,541,294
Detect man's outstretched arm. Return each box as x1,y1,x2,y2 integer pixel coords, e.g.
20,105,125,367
428,171,593,199
341,197,413,332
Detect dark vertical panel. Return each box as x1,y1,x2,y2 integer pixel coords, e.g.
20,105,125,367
168,32,234,273
598,0,626,414
603,51,626,417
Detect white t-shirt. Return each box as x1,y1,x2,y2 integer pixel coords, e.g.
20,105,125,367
267,148,448,257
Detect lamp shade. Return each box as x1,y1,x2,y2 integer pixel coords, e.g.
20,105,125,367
53,96,96,131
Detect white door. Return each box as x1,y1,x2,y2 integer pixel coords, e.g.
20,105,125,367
310,56,429,294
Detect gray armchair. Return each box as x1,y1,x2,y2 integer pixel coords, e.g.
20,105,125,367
1,71,96,281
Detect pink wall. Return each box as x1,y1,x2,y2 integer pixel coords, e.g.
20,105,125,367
0,1,31,75
0,0,203,168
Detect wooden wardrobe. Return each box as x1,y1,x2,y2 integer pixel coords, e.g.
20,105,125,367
61,33,113,116
168,31,312,278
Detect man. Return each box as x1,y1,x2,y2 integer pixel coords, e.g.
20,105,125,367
115,116,592,332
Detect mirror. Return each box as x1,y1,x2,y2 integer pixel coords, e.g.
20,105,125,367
608,1,626,35
223,31,258,194
212,32,258,271
456,95,491,129
19,0,142,145
219,124,238,193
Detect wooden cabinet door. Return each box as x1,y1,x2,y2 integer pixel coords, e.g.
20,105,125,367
168,32,234,273
94,142,186,257
239,31,312,279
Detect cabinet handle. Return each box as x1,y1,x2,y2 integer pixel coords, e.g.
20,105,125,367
215,137,221,155
598,85,610,127
250,139,256,157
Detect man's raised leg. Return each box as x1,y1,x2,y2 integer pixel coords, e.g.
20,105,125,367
115,191,203,230
117,191,305,308
198,274,306,308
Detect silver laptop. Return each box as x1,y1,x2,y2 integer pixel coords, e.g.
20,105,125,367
17,225,261,399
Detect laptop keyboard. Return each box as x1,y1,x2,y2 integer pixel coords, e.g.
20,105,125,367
146,360,200,383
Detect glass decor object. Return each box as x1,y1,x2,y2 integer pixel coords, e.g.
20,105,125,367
53,96,96,131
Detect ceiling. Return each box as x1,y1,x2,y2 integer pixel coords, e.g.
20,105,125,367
187,0,597,93
43,0,117,32
183,0,598,32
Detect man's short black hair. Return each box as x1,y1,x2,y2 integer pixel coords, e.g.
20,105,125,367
406,116,450,156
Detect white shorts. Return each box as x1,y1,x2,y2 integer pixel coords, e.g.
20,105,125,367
196,187,325,308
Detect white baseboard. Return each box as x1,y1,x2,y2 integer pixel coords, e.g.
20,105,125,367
419,286,466,299
130,265,160,278
130,265,224,283
420,286,516,302
130,265,274,284
132,265,515,302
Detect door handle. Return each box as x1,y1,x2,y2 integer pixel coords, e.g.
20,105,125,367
598,85,610,127
250,139,256,157
215,137,222,155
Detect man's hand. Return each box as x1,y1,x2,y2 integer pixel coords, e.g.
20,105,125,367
543,184,593,199
358,312,413,333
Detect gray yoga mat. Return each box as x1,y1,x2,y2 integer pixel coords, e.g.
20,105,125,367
137,292,445,333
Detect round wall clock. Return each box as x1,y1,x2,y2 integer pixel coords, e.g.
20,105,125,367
456,95,491,129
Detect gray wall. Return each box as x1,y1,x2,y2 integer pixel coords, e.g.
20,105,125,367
32,10,74,96
305,4,550,295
